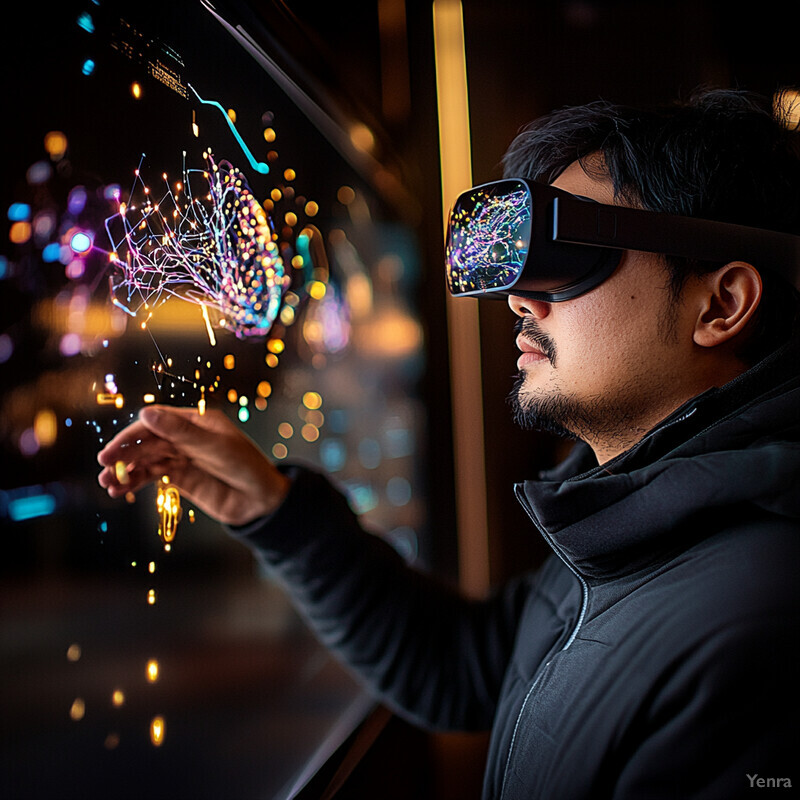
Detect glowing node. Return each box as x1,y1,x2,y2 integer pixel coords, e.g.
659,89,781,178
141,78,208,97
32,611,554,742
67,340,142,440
156,476,181,543
112,690,125,707
66,643,82,662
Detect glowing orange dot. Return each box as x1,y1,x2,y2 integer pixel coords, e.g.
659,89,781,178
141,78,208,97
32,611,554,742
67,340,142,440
337,186,355,205
44,131,68,158
9,221,31,244
272,443,288,459
302,424,319,442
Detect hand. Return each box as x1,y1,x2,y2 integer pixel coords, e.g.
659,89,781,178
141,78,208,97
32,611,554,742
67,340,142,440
97,405,290,526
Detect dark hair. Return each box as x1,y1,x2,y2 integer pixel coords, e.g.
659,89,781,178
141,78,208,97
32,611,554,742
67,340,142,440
502,88,800,362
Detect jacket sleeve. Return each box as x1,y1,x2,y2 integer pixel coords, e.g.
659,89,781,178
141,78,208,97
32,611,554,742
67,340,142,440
227,465,530,732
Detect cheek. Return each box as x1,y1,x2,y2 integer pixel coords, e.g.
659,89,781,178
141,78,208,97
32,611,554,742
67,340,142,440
557,289,665,380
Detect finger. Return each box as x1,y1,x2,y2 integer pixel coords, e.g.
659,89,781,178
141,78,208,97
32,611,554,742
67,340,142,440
99,454,185,496
98,421,161,466
143,405,236,435
137,405,266,489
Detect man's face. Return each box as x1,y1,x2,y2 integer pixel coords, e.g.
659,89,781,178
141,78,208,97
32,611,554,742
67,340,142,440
508,159,699,462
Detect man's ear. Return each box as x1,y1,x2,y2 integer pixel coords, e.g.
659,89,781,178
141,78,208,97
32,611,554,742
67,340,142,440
692,262,763,349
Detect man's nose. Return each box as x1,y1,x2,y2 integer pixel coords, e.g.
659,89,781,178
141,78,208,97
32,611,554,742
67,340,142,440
507,294,551,319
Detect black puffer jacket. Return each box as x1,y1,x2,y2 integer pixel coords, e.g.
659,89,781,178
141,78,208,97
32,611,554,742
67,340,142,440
233,337,800,799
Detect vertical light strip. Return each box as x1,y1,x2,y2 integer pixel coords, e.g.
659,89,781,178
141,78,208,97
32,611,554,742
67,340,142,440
433,0,490,597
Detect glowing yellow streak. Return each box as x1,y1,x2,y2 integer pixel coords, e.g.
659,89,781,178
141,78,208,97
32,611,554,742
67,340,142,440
201,303,217,346
433,0,489,598
146,659,160,682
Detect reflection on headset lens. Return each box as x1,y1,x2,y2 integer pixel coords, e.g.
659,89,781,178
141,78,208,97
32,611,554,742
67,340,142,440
446,180,531,295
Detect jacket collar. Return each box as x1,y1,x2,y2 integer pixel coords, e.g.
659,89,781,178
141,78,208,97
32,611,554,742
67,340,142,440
517,333,800,582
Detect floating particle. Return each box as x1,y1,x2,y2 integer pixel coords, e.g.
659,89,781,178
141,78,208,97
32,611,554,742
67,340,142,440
44,131,68,159
146,659,160,682
303,392,322,410
150,716,165,746
272,443,288,459
66,643,82,662
104,733,120,750
70,698,85,721
112,690,125,707
147,589,157,605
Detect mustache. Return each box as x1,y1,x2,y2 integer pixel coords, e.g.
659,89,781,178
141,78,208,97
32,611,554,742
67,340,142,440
514,316,557,366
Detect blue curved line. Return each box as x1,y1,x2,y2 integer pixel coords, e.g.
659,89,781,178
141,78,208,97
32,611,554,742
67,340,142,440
188,83,269,175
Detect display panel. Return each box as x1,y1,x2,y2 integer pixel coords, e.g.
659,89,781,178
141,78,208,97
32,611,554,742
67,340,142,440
1,2,427,797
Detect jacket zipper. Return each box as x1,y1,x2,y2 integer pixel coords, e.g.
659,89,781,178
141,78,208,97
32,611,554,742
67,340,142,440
499,485,590,800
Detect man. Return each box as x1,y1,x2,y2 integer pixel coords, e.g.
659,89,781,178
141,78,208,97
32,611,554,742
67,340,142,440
98,89,799,798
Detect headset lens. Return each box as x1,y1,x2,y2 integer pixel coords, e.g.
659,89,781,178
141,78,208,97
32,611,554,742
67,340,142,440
446,180,532,295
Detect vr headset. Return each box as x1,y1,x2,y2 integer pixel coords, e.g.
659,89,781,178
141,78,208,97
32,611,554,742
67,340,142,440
445,179,800,302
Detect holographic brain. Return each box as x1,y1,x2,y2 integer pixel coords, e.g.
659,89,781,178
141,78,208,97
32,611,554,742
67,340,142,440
105,152,289,338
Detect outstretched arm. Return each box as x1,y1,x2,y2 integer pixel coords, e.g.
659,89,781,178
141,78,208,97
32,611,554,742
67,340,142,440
97,405,290,526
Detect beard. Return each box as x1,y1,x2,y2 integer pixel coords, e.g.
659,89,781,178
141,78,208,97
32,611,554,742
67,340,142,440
507,316,578,439
509,371,583,441
507,317,643,447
